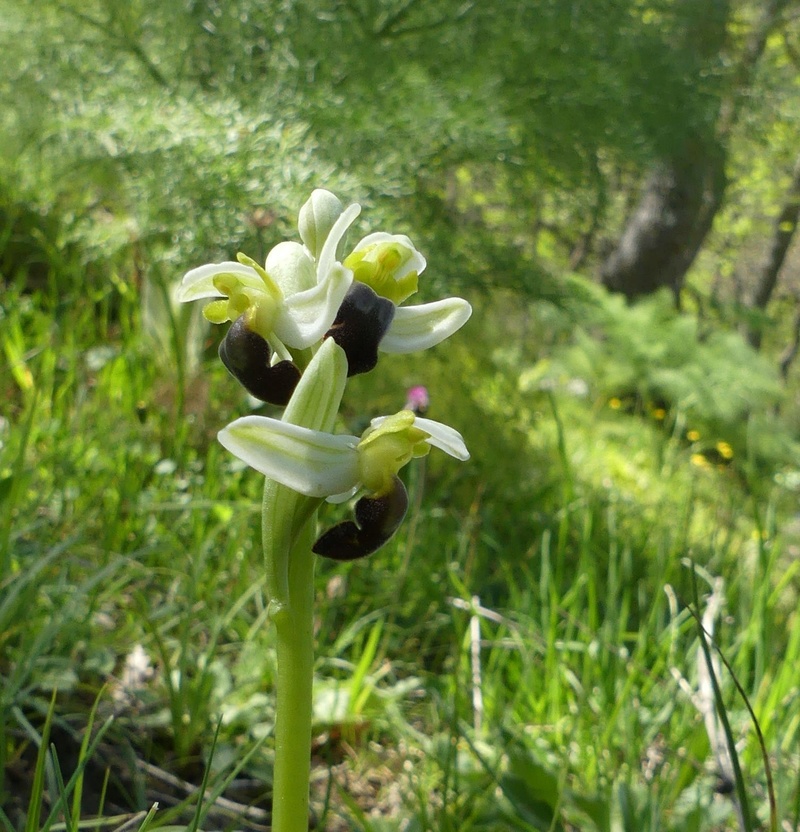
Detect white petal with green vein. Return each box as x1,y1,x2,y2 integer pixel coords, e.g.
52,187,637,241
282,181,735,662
218,417,359,497
380,297,472,353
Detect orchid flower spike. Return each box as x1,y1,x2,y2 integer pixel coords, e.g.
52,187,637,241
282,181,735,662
177,190,359,404
325,232,472,376
218,409,469,560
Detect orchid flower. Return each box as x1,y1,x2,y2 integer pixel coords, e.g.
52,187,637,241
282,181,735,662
219,408,469,560
178,189,471,398
325,231,472,375
177,190,359,403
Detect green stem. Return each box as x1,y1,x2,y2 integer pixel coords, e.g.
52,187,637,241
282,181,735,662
260,340,347,830
270,513,316,832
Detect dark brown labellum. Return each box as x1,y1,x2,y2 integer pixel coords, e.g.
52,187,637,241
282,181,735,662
218,313,301,406
313,475,409,561
325,282,396,376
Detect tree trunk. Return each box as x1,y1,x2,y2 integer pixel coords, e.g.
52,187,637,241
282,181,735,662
746,151,800,349
601,139,726,301
778,301,800,380
601,0,791,301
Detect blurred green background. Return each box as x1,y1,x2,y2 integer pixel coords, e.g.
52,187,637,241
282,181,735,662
2,1,800,829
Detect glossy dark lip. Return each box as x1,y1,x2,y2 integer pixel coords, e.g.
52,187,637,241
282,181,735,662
324,282,396,377
218,313,301,406
312,474,409,561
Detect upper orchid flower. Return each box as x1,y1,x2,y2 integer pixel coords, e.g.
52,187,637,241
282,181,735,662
177,191,359,403
325,231,472,375
178,188,471,398
218,408,469,560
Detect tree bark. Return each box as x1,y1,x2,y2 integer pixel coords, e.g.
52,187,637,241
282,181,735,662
746,151,800,349
600,139,726,301
778,301,800,380
601,0,791,302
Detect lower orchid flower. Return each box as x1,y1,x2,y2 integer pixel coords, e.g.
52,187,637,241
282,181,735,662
218,408,469,559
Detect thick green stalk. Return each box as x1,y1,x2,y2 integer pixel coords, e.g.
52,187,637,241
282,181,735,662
270,515,316,832
262,340,348,830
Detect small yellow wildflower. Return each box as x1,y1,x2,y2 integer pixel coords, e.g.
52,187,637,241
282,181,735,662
716,441,734,460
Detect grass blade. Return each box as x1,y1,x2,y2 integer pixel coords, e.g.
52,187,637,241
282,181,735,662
24,690,57,832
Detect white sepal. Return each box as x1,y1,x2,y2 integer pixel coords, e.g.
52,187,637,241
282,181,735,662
298,189,345,261
218,416,360,498
326,485,360,504
412,417,470,460
379,297,472,353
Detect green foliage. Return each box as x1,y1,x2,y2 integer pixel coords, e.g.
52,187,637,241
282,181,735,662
3,0,785,305
540,287,798,471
